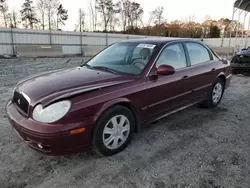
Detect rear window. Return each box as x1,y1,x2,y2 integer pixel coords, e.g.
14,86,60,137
156,43,187,69
186,43,211,65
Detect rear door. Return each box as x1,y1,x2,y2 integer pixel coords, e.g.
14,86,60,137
184,42,220,101
143,42,193,121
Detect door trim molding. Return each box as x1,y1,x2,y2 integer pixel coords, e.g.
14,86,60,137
193,83,212,92
141,90,192,111
149,99,204,123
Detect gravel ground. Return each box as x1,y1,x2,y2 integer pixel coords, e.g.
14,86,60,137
1,57,250,188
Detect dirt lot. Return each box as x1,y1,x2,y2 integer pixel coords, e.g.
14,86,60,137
1,57,250,188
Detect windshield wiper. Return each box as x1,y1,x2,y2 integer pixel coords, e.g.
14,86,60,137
85,64,93,69
91,66,118,75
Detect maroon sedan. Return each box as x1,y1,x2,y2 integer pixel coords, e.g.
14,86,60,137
6,38,232,156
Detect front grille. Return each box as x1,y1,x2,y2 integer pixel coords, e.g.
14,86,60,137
13,91,29,115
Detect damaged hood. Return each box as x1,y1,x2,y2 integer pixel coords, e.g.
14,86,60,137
16,66,134,105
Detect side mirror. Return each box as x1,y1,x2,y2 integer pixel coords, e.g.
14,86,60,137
157,65,175,76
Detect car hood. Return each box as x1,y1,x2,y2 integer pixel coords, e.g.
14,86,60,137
16,67,134,106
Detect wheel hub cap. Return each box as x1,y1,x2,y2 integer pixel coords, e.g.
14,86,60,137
102,115,130,150
212,83,223,103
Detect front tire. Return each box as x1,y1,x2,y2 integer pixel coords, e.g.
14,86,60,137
92,105,135,156
203,78,225,108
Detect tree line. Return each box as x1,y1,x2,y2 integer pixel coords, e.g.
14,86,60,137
141,17,243,38
0,0,244,38
0,0,68,30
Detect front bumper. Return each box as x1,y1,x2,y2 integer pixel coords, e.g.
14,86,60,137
6,102,94,155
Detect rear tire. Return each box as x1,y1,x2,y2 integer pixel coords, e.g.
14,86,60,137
202,78,225,108
92,105,135,156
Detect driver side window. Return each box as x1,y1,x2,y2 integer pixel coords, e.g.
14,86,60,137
156,43,187,69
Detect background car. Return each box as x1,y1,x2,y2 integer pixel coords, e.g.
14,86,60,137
231,46,250,75
6,38,232,156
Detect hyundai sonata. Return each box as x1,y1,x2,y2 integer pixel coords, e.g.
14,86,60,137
6,38,232,156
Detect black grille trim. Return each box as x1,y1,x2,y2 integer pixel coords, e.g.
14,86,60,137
13,91,29,115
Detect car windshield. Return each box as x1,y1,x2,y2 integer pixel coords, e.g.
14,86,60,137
85,42,158,75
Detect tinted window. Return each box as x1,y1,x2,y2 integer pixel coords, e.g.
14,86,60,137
156,43,187,69
186,43,211,65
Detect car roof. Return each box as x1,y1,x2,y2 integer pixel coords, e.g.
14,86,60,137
119,37,200,45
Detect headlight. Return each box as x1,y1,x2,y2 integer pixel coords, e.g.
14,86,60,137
33,100,71,123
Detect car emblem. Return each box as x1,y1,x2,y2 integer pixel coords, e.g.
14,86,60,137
17,99,21,105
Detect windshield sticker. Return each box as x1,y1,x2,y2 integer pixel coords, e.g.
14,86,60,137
137,43,156,49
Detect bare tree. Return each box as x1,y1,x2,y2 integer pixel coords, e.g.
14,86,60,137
96,0,120,32
7,10,18,28
109,3,121,31
56,4,68,30
74,8,86,32
218,18,231,37
185,15,196,23
140,11,154,36
201,15,212,38
12,10,18,28
119,0,130,32
36,0,46,30
151,6,164,25
118,0,143,32
78,8,86,32
129,2,143,28
20,0,38,29
0,0,8,27
109,14,120,31
88,0,98,31
44,0,59,30
203,15,212,22
6,12,12,27
184,15,197,37
148,11,154,26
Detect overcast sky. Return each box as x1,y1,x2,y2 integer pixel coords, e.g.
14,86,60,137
8,0,236,31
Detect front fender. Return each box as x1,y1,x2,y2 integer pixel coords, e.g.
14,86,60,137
94,98,132,121
94,97,140,132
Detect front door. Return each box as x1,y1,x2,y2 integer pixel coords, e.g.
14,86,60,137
143,42,193,121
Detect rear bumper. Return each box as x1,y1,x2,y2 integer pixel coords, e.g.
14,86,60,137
6,101,94,155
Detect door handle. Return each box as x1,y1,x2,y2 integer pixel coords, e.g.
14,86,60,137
182,75,189,80
211,68,216,71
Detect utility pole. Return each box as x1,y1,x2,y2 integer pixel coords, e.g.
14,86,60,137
79,8,82,32
79,8,83,56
